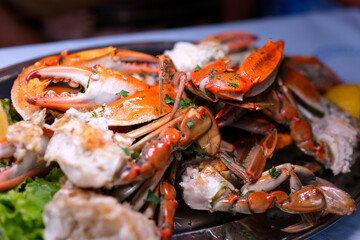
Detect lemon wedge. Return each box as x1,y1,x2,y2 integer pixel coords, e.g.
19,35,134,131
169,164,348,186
324,83,360,119
0,102,9,140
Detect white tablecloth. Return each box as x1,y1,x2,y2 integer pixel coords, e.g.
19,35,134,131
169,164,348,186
1,7,360,240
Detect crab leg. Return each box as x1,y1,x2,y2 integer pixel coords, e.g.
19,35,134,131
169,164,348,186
180,161,355,229
281,59,325,113
219,116,278,182
25,64,149,111
159,180,178,240
259,77,328,166
119,107,220,184
0,162,54,191
0,112,54,191
130,159,173,211
285,56,343,94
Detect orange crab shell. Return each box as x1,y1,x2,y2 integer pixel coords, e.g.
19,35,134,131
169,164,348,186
106,83,183,126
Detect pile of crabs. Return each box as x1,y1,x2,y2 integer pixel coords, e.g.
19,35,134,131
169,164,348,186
1,31,359,239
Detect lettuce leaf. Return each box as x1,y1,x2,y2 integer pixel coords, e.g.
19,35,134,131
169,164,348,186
0,168,63,240
0,98,22,124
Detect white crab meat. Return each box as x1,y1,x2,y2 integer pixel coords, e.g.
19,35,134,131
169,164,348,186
164,40,227,74
310,105,359,175
180,160,236,212
44,108,132,188
6,109,48,161
43,187,161,240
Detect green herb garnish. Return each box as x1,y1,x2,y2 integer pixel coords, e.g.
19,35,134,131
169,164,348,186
164,94,175,105
116,90,129,97
221,156,232,165
194,65,203,72
178,98,197,110
122,148,131,156
269,166,282,178
145,190,161,204
186,120,194,130
131,151,140,159
196,231,206,236
228,81,239,88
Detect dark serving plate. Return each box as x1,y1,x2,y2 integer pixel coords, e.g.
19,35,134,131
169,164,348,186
1,42,359,240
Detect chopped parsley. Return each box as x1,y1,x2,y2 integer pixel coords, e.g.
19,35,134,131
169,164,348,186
116,90,129,97
204,88,217,101
225,151,236,159
228,81,239,88
194,65,203,72
269,166,282,178
145,190,161,204
182,143,207,157
131,151,140,159
122,148,139,159
221,156,232,165
195,231,206,236
164,60,169,73
178,98,197,110
242,230,253,240
186,120,194,130
122,148,131,156
164,94,175,105
209,68,216,78
198,167,204,172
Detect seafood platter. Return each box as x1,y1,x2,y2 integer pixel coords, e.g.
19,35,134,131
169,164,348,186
0,32,359,240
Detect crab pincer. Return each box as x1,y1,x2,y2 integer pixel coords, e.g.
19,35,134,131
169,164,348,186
198,31,258,53
24,64,149,112
62,46,159,74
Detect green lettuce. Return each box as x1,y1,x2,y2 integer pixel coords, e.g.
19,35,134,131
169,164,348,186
0,168,63,240
0,98,22,124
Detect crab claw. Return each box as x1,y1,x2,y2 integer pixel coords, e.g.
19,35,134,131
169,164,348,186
25,64,149,112
315,186,356,215
189,39,284,102
238,39,285,97
62,47,159,74
198,31,258,53
281,186,356,215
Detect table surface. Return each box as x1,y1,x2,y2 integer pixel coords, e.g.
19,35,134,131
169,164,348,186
1,7,360,240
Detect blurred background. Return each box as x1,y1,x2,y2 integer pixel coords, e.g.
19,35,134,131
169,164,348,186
0,0,359,48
